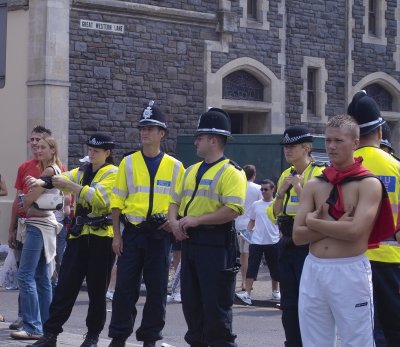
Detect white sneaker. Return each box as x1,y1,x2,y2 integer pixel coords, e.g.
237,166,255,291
235,292,252,305
167,294,174,303
271,290,281,301
106,290,114,301
167,292,182,303
173,292,181,303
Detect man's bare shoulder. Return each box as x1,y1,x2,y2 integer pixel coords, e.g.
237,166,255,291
358,176,382,192
304,176,329,190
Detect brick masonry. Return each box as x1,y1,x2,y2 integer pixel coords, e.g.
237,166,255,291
68,0,400,166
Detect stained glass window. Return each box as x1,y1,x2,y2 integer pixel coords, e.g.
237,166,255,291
222,70,264,101
365,83,392,111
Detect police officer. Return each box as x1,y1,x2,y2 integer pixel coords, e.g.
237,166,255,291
267,125,325,347
348,91,400,347
28,132,118,347
108,101,185,347
169,108,247,347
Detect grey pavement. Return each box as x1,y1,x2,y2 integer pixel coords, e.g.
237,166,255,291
0,250,285,347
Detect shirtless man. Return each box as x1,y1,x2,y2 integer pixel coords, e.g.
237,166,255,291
293,115,392,347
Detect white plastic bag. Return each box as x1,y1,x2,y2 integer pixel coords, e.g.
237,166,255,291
0,249,19,289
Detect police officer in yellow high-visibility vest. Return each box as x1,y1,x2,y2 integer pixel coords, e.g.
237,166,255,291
348,91,400,347
169,108,247,347
108,101,185,347
29,132,118,347
266,126,325,347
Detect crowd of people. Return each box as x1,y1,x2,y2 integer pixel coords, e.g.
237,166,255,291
0,92,399,347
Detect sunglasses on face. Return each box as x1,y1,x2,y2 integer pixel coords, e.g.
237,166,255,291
260,188,271,192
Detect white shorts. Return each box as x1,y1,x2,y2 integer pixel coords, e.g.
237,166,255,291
299,253,374,347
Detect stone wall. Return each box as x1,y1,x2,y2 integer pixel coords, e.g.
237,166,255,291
352,0,400,84
285,0,347,134
69,4,218,166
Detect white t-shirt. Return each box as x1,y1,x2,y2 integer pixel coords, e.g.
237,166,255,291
249,200,279,245
235,181,262,231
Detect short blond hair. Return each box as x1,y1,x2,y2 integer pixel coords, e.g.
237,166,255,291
326,115,360,139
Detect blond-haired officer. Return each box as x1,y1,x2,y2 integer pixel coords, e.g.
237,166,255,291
169,108,247,347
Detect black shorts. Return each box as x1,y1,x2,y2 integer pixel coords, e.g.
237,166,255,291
246,243,279,281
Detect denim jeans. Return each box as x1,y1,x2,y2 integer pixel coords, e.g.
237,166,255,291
18,224,52,335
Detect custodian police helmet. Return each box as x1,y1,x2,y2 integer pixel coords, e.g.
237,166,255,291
196,107,232,138
347,90,385,136
139,100,167,130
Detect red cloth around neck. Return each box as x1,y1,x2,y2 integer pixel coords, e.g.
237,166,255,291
322,157,395,248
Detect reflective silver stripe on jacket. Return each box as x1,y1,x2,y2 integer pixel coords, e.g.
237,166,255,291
96,184,110,206
84,187,96,202
113,187,128,198
125,214,146,224
126,157,135,195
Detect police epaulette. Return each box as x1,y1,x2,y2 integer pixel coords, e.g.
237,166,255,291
391,153,400,162
122,150,137,159
311,161,327,167
229,160,242,170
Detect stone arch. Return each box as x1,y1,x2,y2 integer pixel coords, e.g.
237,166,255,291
350,72,400,152
350,72,400,114
206,57,285,134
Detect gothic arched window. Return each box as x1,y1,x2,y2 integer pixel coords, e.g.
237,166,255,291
222,70,264,101
365,83,393,111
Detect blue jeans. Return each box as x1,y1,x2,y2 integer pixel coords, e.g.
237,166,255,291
18,224,52,335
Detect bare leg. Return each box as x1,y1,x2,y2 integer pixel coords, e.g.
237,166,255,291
240,253,249,290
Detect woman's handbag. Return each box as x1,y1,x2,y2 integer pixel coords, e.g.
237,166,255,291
32,188,64,211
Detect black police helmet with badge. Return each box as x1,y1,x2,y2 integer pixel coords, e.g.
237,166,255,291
196,107,232,138
347,90,385,136
139,100,167,130
280,125,313,145
86,132,115,150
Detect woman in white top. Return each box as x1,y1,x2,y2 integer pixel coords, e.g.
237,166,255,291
11,136,64,340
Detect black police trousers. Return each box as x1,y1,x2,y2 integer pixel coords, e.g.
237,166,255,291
108,224,171,342
44,234,114,335
181,227,237,347
372,261,400,347
278,242,308,347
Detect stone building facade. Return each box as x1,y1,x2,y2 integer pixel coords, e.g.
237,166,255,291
3,0,400,166
1,0,400,242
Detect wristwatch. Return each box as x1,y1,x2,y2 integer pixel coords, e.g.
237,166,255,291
275,192,283,199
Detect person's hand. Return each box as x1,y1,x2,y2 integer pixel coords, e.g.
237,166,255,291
158,220,171,232
179,216,200,231
280,176,294,192
306,205,323,226
112,234,123,257
395,230,400,243
292,174,304,189
170,219,188,241
52,176,69,189
8,231,17,249
339,207,355,222
25,176,44,190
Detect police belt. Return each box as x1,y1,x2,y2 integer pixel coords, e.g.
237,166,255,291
75,214,112,228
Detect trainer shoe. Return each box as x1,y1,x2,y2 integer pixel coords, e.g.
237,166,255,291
9,317,23,330
106,290,114,301
80,332,99,347
143,341,155,347
10,330,42,340
271,290,281,301
235,291,252,305
26,333,58,346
